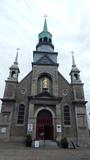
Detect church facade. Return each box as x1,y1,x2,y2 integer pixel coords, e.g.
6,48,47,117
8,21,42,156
0,19,89,146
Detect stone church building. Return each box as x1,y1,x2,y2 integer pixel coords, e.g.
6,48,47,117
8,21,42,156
0,19,89,146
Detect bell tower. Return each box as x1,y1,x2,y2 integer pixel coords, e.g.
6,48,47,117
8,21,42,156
0,49,20,141
8,49,20,82
36,17,54,52
70,52,84,100
70,52,89,146
1,49,20,106
70,53,81,83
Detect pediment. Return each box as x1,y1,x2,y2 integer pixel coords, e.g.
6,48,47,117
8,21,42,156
36,55,56,65
28,91,62,103
35,91,54,98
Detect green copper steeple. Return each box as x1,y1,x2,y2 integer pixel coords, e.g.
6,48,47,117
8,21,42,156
36,18,54,51
43,18,48,32
38,18,52,43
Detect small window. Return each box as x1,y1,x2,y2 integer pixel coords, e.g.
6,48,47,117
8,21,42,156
11,71,16,78
64,105,70,125
44,37,47,42
17,104,25,124
49,39,51,43
39,38,42,42
74,73,79,80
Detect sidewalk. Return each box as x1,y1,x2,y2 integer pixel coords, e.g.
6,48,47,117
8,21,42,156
0,142,90,160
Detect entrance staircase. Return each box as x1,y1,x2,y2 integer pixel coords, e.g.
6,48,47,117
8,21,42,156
33,140,58,148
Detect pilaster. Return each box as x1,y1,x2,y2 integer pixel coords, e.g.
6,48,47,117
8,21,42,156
27,103,35,139
75,105,89,146
56,104,62,141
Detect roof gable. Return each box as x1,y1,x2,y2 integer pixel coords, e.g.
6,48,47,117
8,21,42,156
35,55,56,65
28,91,62,103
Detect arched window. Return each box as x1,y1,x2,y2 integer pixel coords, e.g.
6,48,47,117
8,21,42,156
74,73,79,80
49,38,51,43
44,37,47,42
17,104,25,124
11,71,16,78
64,105,70,125
39,38,42,42
37,74,52,93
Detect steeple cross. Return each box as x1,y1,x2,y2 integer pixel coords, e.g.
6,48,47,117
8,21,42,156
16,48,20,54
44,14,48,19
71,51,74,56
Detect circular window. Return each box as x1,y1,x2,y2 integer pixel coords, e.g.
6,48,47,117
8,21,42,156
21,88,26,94
63,89,68,96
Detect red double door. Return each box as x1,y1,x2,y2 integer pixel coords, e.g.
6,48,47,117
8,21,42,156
36,110,53,140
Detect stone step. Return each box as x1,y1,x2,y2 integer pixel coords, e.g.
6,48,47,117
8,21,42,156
32,140,58,148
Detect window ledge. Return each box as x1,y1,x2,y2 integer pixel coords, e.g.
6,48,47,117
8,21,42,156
78,126,87,129
16,124,25,127
63,125,71,128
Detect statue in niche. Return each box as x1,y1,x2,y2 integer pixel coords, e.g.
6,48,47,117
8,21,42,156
43,78,48,89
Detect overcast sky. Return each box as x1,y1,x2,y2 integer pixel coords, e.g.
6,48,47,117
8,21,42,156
0,0,90,123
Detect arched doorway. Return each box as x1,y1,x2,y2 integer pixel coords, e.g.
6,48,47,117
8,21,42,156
36,109,53,140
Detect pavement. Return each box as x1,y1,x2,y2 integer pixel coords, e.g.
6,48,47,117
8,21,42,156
0,142,90,160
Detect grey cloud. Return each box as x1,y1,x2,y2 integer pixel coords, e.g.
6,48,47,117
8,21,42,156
0,0,90,115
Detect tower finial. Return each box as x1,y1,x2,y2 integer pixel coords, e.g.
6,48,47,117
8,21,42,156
43,15,48,32
14,48,20,64
44,14,47,19
71,51,76,67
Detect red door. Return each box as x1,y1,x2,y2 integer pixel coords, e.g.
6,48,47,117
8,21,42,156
36,110,53,140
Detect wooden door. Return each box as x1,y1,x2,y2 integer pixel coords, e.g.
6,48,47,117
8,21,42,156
36,110,53,140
